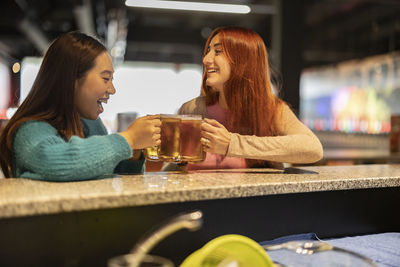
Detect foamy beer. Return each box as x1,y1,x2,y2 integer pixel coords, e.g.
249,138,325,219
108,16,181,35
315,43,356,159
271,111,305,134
159,114,181,162
179,115,205,162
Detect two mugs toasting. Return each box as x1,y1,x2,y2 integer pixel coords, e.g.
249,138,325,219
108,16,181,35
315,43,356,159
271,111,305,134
145,114,205,163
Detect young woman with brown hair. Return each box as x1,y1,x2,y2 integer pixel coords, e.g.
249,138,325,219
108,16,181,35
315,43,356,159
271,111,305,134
178,27,323,170
0,32,161,180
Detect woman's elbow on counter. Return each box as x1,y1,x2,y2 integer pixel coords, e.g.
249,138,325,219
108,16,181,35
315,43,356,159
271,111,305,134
307,142,324,163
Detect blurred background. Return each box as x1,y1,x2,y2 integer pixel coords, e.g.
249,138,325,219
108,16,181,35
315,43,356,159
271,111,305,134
1,0,400,160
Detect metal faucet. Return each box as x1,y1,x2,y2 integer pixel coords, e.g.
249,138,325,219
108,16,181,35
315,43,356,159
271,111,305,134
129,210,203,267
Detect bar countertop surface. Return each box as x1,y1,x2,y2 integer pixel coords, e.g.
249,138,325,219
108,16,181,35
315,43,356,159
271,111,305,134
1,164,400,219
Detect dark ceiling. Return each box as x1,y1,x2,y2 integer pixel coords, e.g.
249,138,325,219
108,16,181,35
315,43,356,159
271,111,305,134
1,0,275,65
1,0,400,68
303,0,400,67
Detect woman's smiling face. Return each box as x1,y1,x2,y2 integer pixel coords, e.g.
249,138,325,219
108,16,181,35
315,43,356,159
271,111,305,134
74,52,115,120
203,34,231,92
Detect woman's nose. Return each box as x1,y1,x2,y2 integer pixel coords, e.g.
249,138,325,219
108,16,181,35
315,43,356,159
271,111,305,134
203,52,213,65
108,83,116,95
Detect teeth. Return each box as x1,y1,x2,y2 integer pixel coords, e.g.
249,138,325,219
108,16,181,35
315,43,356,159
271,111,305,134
208,69,217,73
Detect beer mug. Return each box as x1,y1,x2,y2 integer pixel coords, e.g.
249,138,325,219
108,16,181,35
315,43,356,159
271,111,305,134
179,115,205,162
159,114,181,162
145,146,160,161
144,114,161,161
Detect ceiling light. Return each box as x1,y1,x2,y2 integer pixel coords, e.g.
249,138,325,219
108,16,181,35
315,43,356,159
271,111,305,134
125,0,251,14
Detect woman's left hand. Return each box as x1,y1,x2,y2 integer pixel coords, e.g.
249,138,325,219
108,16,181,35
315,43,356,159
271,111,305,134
201,118,231,155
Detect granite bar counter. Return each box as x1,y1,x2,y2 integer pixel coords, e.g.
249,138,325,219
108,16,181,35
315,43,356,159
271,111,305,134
1,164,400,219
0,164,400,266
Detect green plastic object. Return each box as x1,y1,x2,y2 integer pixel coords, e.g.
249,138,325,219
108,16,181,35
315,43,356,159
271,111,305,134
180,234,274,267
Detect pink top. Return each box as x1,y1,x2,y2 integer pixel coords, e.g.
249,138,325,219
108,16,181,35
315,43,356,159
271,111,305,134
187,102,247,170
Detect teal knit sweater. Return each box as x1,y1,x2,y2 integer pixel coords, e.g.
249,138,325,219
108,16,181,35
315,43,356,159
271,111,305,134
12,118,144,181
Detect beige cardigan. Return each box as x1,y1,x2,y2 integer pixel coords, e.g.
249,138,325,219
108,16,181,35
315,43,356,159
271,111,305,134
178,96,323,165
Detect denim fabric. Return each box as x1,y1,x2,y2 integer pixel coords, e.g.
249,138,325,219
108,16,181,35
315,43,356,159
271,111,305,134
259,232,399,267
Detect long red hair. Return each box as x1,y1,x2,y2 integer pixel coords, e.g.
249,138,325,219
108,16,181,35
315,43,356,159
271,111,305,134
202,27,284,167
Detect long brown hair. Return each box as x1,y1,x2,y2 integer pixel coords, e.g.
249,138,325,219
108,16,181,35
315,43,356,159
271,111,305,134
0,32,107,177
202,27,284,167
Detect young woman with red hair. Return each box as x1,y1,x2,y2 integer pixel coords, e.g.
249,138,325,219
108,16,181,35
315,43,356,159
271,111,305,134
177,27,323,170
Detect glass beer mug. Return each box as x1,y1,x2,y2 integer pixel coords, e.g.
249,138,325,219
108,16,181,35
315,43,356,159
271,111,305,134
179,115,205,163
144,114,161,161
158,114,181,162
145,146,159,161
146,114,206,163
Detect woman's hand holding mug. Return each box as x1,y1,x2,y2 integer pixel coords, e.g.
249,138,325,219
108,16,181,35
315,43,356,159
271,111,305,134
201,118,231,155
120,115,161,150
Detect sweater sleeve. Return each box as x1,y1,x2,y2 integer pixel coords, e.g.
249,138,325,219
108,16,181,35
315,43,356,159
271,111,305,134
114,152,145,174
226,104,323,164
13,121,133,181
82,118,145,175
